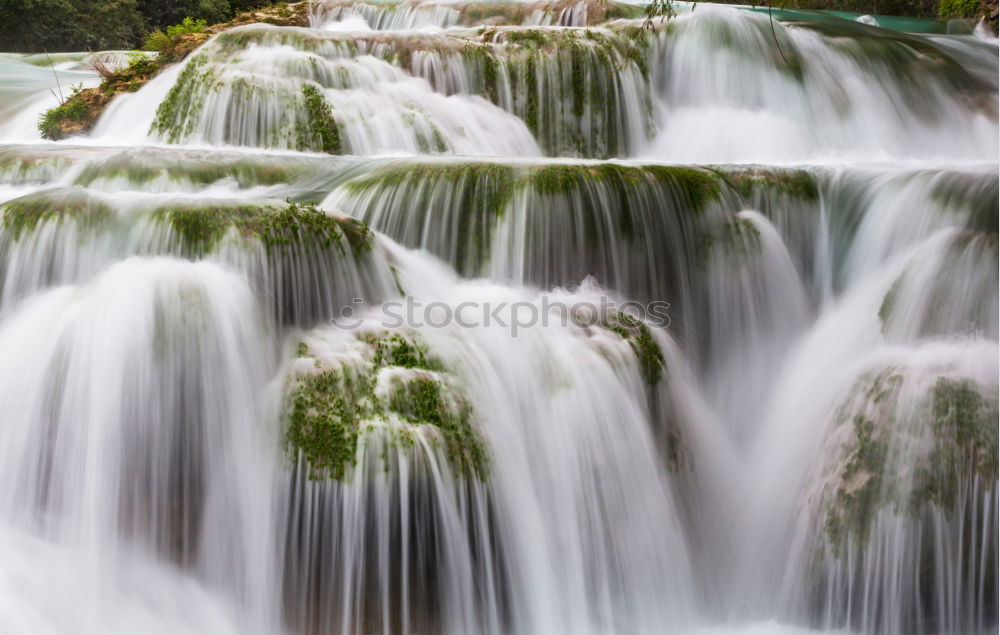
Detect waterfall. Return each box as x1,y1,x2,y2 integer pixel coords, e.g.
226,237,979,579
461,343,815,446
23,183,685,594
0,1,996,633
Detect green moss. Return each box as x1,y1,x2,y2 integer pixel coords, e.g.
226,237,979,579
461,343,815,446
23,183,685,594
601,311,665,387
360,331,444,371
825,413,890,558
463,43,500,101
286,331,488,480
696,216,762,264
287,363,372,481
151,55,219,143
151,201,371,255
0,154,72,184
529,164,652,239
720,217,761,248
724,168,820,202
822,369,903,556
523,54,538,132
336,215,375,253
297,83,342,154
34,5,319,142
344,162,516,271
345,162,722,263
938,0,984,19
603,1,646,20
460,2,528,25
39,56,164,140
387,375,486,477
823,370,997,559
477,27,650,156
530,164,583,195
530,164,653,194
38,96,90,141
910,378,998,511
74,159,292,188
644,165,723,212
503,29,554,48
1,191,113,240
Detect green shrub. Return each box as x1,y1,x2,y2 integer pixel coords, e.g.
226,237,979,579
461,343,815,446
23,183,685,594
167,16,207,36
143,29,173,53
938,0,983,18
144,16,206,53
143,16,209,60
137,0,230,31
38,85,89,140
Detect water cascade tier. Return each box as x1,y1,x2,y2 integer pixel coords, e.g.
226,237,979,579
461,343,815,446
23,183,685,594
0,2,996,634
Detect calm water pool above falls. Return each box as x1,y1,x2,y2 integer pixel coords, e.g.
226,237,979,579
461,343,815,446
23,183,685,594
0,1,996,634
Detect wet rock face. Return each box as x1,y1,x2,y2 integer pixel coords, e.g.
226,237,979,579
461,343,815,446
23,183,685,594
283,329,488,481
807,365,998,633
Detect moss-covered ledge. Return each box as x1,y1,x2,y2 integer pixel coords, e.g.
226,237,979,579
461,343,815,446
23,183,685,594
150,200,374,256
285,331,489,481
37,2,311,141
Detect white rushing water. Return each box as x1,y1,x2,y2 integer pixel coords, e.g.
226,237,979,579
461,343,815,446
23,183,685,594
0,1,996,634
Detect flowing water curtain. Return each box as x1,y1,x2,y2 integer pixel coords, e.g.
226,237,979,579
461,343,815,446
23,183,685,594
0,181,399,325
644,8,998,162
0,2,997,634
77,5,999,162
0,258,283,632
144,24,655,157
306,0,603,30
271,266,700,634
741,210,999,632
776,346,998,634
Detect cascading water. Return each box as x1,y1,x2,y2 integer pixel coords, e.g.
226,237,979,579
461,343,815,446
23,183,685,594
0,1,996,633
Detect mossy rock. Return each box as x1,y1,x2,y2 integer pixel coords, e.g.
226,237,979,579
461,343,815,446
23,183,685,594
597,309,690,470
74,154,295,188
285,331,488,481
37,2,312,141
152,59,345,153
0,153,73,185
228,1,311,27
598,310,666,388
527,163,722,238
341,160,724,269
343,162,518,271
910,377,998,510
150,55,219,144
821,368,998,558
464,27,652,157
529,164,720,209
150,200,373,256
0,188,113,240
938,0,989,20
720,168,821,202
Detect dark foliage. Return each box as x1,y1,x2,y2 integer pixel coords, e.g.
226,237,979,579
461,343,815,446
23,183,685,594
0,0,273,52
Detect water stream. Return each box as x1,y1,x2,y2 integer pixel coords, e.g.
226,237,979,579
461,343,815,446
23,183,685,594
0,2,996,634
